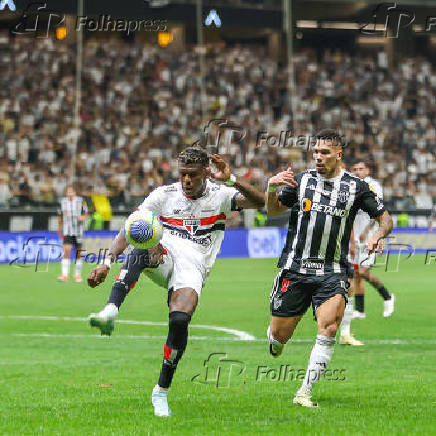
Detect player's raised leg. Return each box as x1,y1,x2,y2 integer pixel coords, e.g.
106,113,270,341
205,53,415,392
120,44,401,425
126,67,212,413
267,316,302,357
267,271,307,357
89,247,164,335
294,293,345,408
152,287,198,418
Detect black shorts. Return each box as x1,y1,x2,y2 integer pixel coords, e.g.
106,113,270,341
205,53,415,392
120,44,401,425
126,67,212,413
63,235,82,248
270,270,348,319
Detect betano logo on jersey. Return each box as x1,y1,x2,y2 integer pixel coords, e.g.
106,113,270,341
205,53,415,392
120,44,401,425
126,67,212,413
301,198,346,217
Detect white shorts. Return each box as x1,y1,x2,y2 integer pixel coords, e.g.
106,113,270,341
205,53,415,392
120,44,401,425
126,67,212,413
142,243,207,297
354,242,375,268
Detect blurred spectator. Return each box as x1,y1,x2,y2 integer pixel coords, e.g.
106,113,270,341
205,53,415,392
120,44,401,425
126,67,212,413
0,35,434,211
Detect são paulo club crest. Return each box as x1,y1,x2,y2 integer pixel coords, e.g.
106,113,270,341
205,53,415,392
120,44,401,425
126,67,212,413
183,218,201,235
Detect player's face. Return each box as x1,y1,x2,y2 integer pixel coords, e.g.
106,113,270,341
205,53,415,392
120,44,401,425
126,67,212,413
312,139,342,177
179,164,207,199
351,162,369,179
66,187,75,198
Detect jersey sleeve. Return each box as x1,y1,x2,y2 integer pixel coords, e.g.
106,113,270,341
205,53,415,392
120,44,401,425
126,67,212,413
368,180,383,200
220,186,242,214
277,172,303,208
357,180,385,218
57,200,63,216
137,188,164,216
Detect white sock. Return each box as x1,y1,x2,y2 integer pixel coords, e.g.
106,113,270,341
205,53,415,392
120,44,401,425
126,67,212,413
301,335,335,392
155,384,169,393
340,299,353,336
62,259,70,277
99,303,119,320
75,259,83,277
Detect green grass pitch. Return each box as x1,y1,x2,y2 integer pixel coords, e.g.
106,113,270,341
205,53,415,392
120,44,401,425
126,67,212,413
0,255,435,435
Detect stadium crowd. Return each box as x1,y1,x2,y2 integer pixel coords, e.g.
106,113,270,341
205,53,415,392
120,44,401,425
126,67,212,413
0,35,435,211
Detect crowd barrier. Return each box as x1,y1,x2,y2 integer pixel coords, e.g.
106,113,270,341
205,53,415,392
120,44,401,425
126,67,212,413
0,227,435,266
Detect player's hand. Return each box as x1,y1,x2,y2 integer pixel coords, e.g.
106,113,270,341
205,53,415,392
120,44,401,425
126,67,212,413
367,237,384,255
268,167,298,188
209,154,231,182
359,233,366,243
148,243,165,267
87,265,110,288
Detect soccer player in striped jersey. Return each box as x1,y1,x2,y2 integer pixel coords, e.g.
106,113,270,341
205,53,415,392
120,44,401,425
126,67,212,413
351,161,395,319
266,129,393,408
86,147,264,417
57,185,89,282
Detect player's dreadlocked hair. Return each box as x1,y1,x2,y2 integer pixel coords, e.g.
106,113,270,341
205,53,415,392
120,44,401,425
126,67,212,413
178,147,209,167
315,129,346,148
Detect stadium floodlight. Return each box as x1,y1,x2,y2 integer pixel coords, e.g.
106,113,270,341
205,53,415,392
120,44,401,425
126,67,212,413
205,9,221,28
0,0,16,11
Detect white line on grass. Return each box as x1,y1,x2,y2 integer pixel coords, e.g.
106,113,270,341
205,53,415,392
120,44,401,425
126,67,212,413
8,333,436,345
0,315,256,341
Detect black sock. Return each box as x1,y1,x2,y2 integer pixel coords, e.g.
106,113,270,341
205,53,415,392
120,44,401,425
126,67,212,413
158,311,191,389
107,249,150,308
355,295,364,313
108,282,131,308
375,285,391,301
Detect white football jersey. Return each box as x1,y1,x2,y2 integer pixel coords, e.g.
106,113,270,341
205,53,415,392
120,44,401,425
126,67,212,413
138,180,240,272
354,176,383,242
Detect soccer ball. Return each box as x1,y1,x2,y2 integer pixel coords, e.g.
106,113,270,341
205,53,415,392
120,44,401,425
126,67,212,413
124,209,163,250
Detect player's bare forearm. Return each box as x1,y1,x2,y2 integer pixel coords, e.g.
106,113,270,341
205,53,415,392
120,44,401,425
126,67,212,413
265,168,298,216
234,178,265,209
265,191,287,216
367,211,393,254
58,217,63,237
374,211,393,240
88,229,128,288
107,229,129,262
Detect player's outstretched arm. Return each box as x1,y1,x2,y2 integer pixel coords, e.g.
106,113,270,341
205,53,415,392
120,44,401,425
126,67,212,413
209,154,264,209
266,168,298,216
367,211,393,254
87,229,129,288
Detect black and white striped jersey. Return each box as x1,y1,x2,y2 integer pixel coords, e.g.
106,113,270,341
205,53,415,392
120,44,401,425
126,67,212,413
277,169,385,276
58,197,88,237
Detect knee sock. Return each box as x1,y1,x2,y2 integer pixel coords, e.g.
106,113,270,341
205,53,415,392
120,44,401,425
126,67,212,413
371,282,391,301
301,335,335,392
355,295,364,313
75,259,83,277
340,299,353,336
61,259,70,277
158,311,191,389
107,249,149,309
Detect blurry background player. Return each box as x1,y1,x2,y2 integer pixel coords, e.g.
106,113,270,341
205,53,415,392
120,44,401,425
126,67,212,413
57,185,89,282
266,130,393,408
339,230,364,346
351,161,395,319
87,147,264,417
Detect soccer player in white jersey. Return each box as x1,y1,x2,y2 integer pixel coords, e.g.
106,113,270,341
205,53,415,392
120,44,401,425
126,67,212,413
351,161,395,319
57,185,89,282
86,147,264,417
